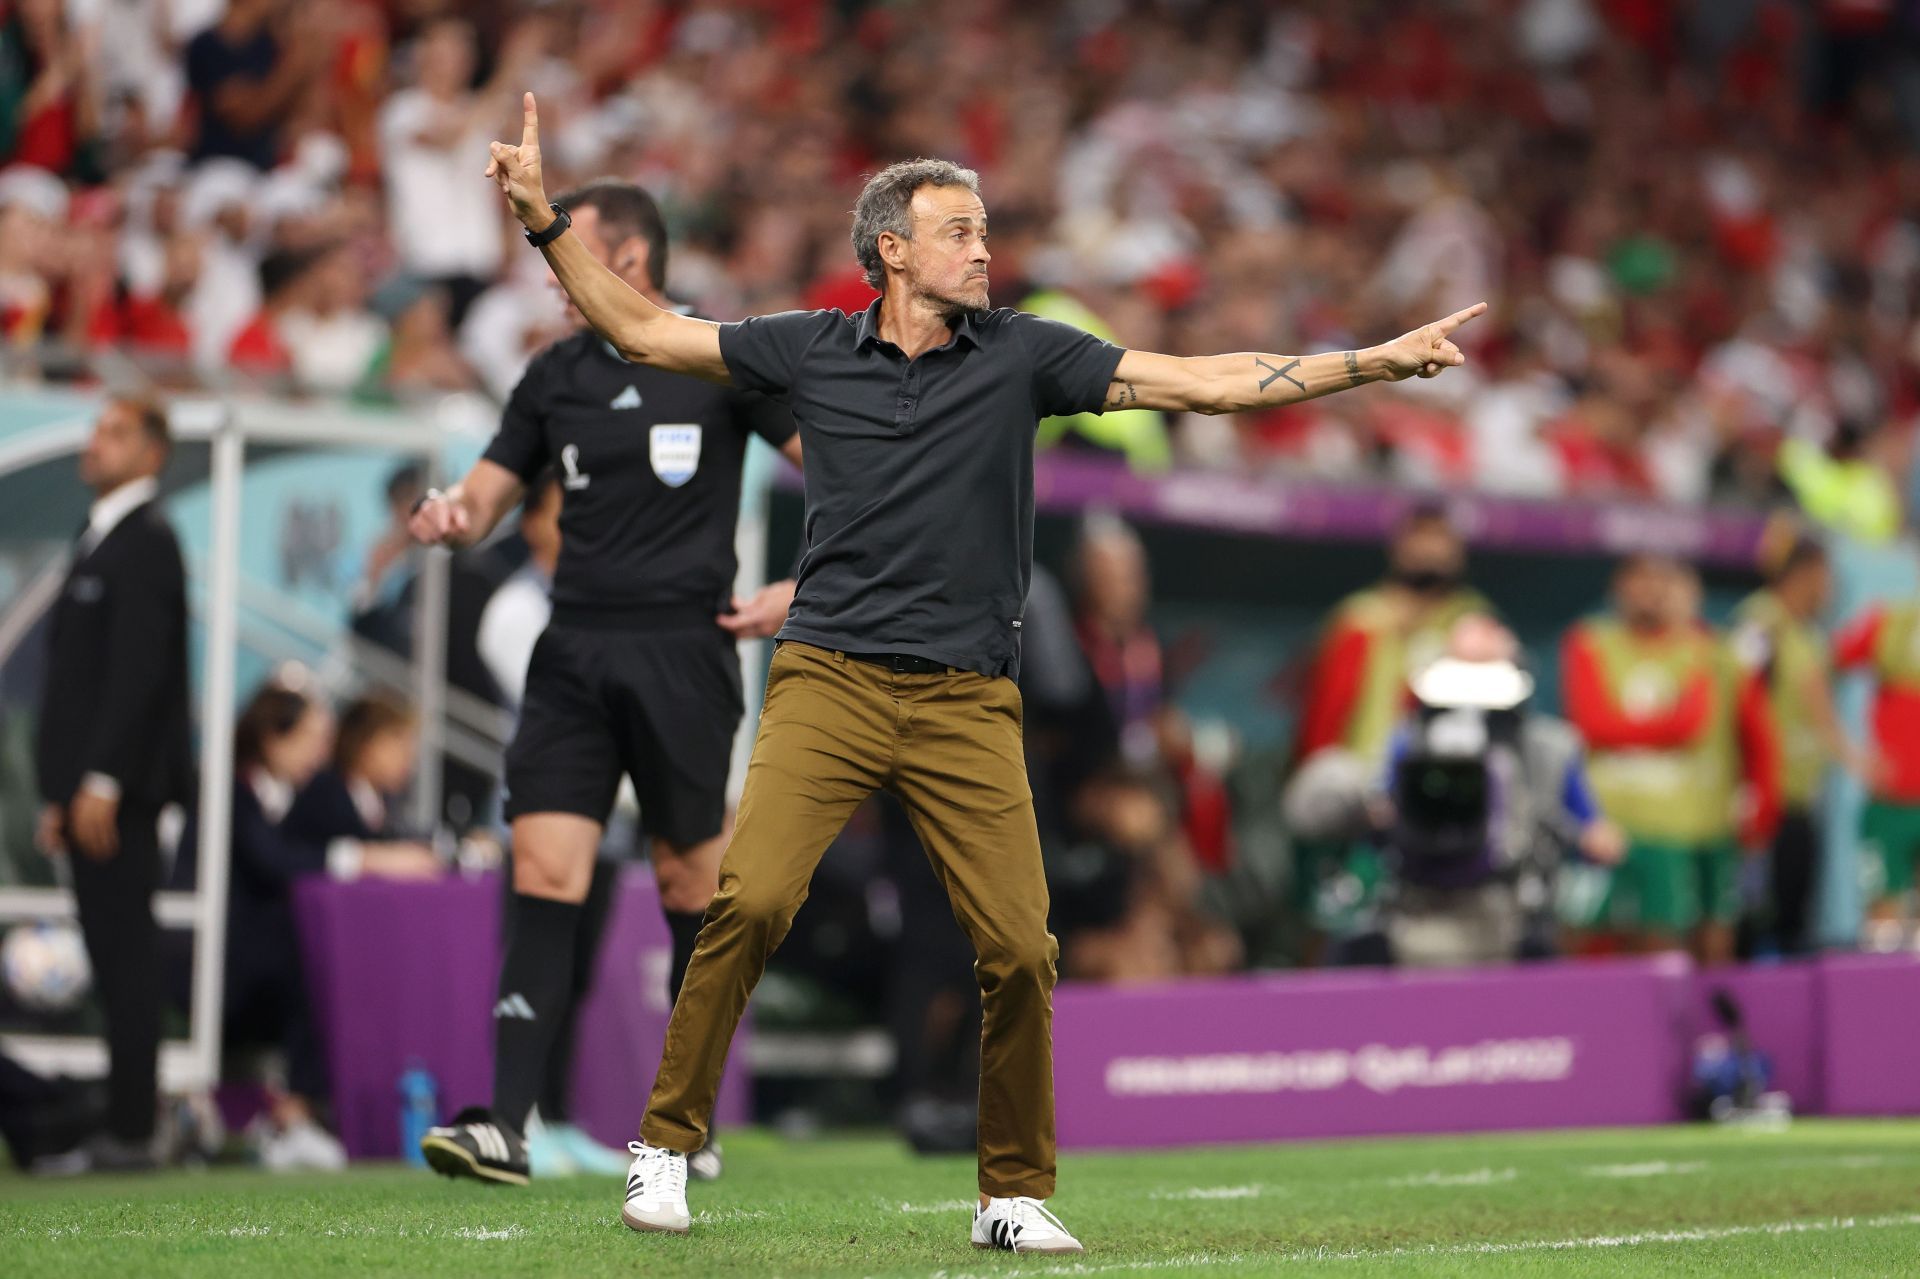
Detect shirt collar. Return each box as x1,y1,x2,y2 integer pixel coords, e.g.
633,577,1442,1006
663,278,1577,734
87,476,159,544
854,298,981,352
247,766,294,823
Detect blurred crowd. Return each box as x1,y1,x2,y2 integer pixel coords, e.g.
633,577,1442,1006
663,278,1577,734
6,0,1920,499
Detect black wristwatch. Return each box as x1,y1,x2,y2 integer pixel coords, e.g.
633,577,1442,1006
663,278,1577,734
525,203,571,248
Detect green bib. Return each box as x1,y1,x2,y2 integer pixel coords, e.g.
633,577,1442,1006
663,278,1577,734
1336,587,1488,766
1734,590,1830,806
1581,619,1741,844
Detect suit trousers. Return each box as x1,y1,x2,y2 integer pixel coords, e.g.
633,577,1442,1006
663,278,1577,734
639,641,1059,1198
67,802,163,1142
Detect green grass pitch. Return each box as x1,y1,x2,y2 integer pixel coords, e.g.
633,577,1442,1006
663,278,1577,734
6,1119,1920,1277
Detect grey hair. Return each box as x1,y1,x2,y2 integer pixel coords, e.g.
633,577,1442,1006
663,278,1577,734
850,159,981,290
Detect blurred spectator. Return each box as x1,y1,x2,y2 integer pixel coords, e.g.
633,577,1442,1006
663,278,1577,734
285,692,442,874
184,0,325,171
1052,770,1240,984
1559,555,1781,965
1071,515,1162,765
0,0,103,179
0,0,1912,515
1730,536,1864,954
176,676,438,1172
188,677,341,1170
377,16,524,327
1294,505,1486,770
1833,567,1920,946
1024,286,1170,472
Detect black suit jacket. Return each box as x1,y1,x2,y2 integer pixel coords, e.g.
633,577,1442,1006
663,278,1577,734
34,499,193,810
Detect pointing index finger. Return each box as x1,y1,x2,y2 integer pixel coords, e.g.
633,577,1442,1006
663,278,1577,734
521,91,539,148
1436,301,1488,337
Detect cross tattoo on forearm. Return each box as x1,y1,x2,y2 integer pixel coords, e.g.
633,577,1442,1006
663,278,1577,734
1256,356,1305,394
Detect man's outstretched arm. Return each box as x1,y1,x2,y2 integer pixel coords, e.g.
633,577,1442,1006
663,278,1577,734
1105,303,1489,415
486,93,730,383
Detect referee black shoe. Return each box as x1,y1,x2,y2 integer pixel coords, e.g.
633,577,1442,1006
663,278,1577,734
421,1107,529,1186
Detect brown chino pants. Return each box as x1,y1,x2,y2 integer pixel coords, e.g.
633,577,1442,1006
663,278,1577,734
639,640,1059,1198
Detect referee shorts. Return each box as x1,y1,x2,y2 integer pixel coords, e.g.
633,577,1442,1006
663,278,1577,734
502,622,744,847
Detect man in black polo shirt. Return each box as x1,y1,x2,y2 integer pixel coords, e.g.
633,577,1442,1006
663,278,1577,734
486,95,1483,1251
408,179,800,1187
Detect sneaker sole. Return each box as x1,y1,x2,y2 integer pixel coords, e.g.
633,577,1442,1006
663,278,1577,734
621,1205,691,1235
970,1240,1086,1255
420,1135,529,1187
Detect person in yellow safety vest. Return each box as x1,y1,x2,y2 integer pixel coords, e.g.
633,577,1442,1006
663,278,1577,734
1020,288,1171,472
1729,537,1870,954
1288,505,1488,957
1560,554,1782,966
1294,505,1490,771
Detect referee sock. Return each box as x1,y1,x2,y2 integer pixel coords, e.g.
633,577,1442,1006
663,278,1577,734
664,908,706,1008
491,893,582,1135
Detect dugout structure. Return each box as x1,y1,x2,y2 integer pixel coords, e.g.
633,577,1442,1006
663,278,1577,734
0,394,456,1093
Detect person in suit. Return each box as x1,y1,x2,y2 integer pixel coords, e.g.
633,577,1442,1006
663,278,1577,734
32,393,192,1171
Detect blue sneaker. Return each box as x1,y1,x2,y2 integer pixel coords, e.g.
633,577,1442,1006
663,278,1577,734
547,1122,632,1176
524,1119,579,1179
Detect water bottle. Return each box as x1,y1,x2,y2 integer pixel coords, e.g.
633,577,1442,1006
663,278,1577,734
398,1065,439,1166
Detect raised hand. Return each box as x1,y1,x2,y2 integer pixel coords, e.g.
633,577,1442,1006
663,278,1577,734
1374,302,1488,382
485,91,550,227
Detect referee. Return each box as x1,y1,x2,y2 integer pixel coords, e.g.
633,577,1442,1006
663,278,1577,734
489,93,1483,1253
409,179,801,1186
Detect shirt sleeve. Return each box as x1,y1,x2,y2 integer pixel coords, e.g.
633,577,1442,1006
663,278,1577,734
732,387,798,450
482,352,551,482
718,310,831,400
1561,749,1600,826
1832,609,1885,670
1010,311,1126,419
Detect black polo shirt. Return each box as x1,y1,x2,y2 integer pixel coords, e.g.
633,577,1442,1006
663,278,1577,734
719,300,1124,678
485,330,796,623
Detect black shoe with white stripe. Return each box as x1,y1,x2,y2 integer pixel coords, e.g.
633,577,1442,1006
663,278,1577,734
421,1107,529,1186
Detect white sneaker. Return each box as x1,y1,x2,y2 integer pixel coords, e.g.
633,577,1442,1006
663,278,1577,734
620,1142,690,1233
256,1118,348,1173
971,1196,1084,1254
687,1138,723,1182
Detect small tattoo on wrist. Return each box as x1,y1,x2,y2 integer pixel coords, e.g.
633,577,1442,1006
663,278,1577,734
1344,351,1362,387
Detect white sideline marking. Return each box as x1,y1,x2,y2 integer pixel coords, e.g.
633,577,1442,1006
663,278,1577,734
1384,1167,1517,1188
1148,1185,1267,1201
1583,1160,1706,1179
453,1227,523,1240
897,1199,977,1215
925,1212,1920,1276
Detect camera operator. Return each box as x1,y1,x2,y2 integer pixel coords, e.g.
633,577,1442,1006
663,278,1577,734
1373,617,1623,967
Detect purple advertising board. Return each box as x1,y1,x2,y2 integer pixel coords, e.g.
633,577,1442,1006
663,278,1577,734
1053,958,1694,1149
1687,962,1823,1114
295,869,747,1159
1817,953,1920,1116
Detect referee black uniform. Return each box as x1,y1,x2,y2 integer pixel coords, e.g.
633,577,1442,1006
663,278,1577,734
465,326,795,1158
